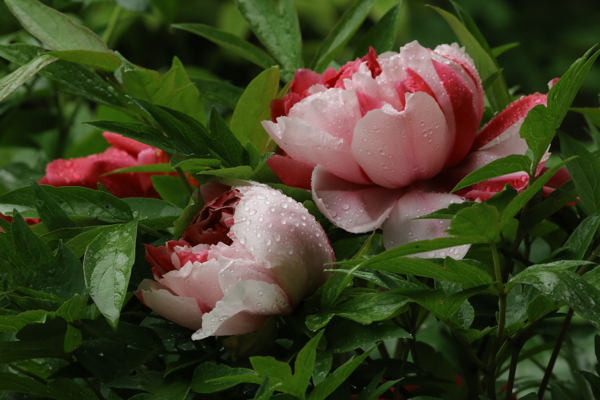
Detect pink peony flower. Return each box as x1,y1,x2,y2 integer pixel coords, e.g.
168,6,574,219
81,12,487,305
262,41,554,258
39,132,177,198
136,184,334,340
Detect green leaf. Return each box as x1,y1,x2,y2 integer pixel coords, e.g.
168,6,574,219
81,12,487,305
192,76,244,110
235,0,302,80
191,362,259,393
447,203,500,242
451,154,531,193
0,54,56,103
353,2,402,58
173,23,277,69
308,348,373,400
498,160,569,229
208,108,248,167
0,44,125,108
151,175,192,209
51,242,87,299
550,213,600,261
121,197,183,230
31,181,76,231
0,310,48,333
511,268,600,328
65,225,120,258
292,331,324,395
572,107,600,129
230,66,279,152
6,0,110,53
83,220,137,329
0,185,133,222
560,133,600,215
46,50,122,72
311,0,377,73
429,5,510,112
251,357,295,396
521,47,600,169
521,179,576,229
327,321,410,353
122,57,205,123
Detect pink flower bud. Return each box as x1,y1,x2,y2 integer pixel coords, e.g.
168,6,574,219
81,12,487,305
137,184,334,340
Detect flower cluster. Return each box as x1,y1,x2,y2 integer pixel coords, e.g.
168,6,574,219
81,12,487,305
263,41,559,257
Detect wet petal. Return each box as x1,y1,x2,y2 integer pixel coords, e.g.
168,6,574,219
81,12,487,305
312,166,402,233
382,188,469,258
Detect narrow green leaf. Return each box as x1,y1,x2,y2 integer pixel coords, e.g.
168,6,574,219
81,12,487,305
192,76,244,110
521,179,577,229
208,108,247,167
30,181,76,231
521,47,600,169
5,0,110,53
173,23,277,69
451,155,531,193
47,50,122,72
250,357,294,392
492,42,519,58
0,44,125,107
0,54,56,103
230,66,279,152
315,291,409,326
83,220,137,329
353,2,402,58
550,213,600,261
235,0,302,80
308,348,373,400
327,321,409,353
560,132,600,215
429,6,510,112
312,0,377,73
292,331,324,395
572,107,600,129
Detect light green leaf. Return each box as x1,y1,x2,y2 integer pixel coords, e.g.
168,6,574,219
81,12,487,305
447,203,500,242
312,0,377,73
47,50,122,72
173,23,276,69
0,54,56,103
230,66,279,152
83,220,137,329
5,0,110,53
191,363,258,393
560,133,600,215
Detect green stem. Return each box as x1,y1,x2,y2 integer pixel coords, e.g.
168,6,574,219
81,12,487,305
486,243,507,399
538,308,574,399
176,166,195,195
504,339,522,400
102,5,123,46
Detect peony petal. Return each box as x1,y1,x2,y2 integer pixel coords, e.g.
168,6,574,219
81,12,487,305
262,116,372,185
312,166,402,233
352,93,451,188
103,132,153,156
232,184,334,306
160,259,224,312
217,258,281,296
472,93,547,150
382,188,469,258
192,280,290,340
136,280,204,331
266,154,314,190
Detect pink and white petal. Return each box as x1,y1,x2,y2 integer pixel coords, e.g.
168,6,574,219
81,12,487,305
462,172,530,201
136,280,204,331
287,88,363,143
262,116,372,185
232,184,334,305
191,280,290,340
382,188,469,259
352,94,451,188
313,166,402,233
160,259,224,312
217,258,280,296
473,93,547,150
103,132,153,156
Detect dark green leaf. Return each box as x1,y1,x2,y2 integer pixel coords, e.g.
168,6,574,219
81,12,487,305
560,133,600,215
208,108,248,167
230,66,279,152
521,179,576,229
572,107,600,129
121,197,182,225
191,362,259,393
150,175,192,209
192,76,243,110
65,225,120,258
292,331,324,395
251,357,295,395
521,47,600,169
0,54,56,103
0,310,48,333
312,0,377,73
0,185,133,222
353,2,402,58
5,0,110,53
447,203,500,242
550,213,600,260
451,155,531,193
236,0,302,80
83,220,137,329
327,321,409,353
31,181,76,231
173,23,277,69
